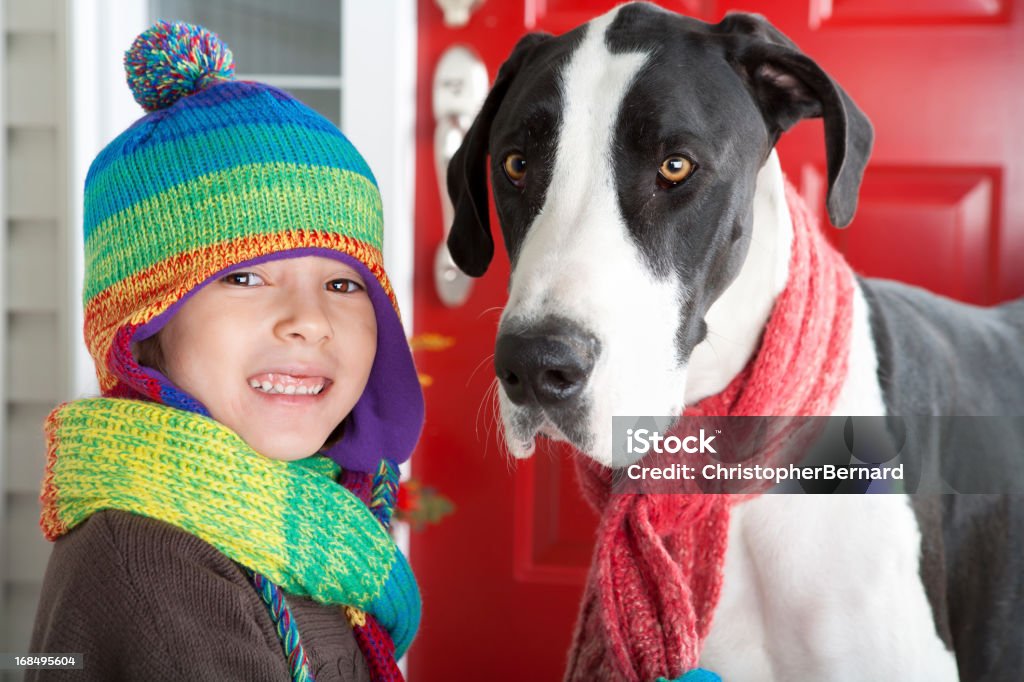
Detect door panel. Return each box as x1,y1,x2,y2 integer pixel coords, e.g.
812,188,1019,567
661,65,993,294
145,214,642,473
410,2,1023,680
811,0,1011,26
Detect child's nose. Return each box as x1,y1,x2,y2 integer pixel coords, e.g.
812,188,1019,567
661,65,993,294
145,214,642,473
274,295,333,343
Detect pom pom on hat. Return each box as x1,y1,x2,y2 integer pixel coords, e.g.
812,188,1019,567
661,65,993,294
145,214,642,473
124,20,235,112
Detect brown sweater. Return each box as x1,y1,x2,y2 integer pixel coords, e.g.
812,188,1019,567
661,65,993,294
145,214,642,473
29,509,370,681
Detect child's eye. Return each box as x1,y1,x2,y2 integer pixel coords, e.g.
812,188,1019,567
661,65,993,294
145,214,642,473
328,279,364,294
223,272,264,286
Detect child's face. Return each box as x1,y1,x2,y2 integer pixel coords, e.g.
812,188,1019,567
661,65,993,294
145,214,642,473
157,255,377,461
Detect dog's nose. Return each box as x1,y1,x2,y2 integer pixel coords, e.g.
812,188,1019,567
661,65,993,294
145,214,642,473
494,318,599,406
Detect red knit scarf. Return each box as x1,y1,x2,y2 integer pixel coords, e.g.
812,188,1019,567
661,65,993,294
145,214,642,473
564,182,854,681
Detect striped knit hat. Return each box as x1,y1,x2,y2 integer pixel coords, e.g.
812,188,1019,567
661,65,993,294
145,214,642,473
83,20,424,472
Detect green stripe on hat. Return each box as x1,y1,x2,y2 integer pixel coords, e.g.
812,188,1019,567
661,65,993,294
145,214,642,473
84,163,382,302
84,123,376,239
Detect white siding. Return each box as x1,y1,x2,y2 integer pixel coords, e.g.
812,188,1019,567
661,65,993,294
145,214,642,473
1,0,71,670
0,0,7,664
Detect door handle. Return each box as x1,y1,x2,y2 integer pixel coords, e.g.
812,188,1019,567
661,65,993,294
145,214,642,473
434,0,483,27
433,45,488,307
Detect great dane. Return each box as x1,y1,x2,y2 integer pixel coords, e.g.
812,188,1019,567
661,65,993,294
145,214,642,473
446,3,1024,679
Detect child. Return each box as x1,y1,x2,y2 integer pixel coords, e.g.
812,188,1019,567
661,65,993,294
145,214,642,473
28,21,425,682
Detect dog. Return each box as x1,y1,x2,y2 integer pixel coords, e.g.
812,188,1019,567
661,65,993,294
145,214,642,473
445,2,1024,680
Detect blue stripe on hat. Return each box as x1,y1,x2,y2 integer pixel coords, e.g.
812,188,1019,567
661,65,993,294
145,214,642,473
87,86,339,181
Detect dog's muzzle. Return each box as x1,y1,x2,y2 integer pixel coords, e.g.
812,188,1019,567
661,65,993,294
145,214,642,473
494,317,600,407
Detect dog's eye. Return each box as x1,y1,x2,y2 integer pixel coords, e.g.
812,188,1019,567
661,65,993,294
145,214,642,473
658,155,696,187
503,153,527,186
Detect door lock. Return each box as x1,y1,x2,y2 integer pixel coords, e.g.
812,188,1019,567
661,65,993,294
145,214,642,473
432,45,488,307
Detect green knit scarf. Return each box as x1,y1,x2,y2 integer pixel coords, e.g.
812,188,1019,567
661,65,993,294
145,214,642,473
41,398,420,657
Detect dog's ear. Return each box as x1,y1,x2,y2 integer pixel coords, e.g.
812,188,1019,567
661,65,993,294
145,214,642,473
716,12,873,228
446,33,550,277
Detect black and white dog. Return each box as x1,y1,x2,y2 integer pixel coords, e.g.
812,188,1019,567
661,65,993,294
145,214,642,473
446,3,1024,680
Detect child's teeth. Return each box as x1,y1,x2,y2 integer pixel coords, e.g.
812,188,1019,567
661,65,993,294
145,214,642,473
250,377,327,395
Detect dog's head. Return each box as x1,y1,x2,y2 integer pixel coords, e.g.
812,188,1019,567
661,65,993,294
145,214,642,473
447,2,872,466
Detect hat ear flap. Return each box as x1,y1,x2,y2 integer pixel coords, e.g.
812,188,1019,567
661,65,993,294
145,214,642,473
446,32,550,277
717,13,873,228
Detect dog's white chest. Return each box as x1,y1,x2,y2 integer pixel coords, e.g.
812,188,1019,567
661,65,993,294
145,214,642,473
701,494,959,681
699,289,959,681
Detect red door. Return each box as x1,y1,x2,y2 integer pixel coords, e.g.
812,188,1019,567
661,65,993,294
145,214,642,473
409,1,1024,680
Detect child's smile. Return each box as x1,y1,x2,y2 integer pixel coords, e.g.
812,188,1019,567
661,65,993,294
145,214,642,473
155,255,378,461
248,371,329,396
